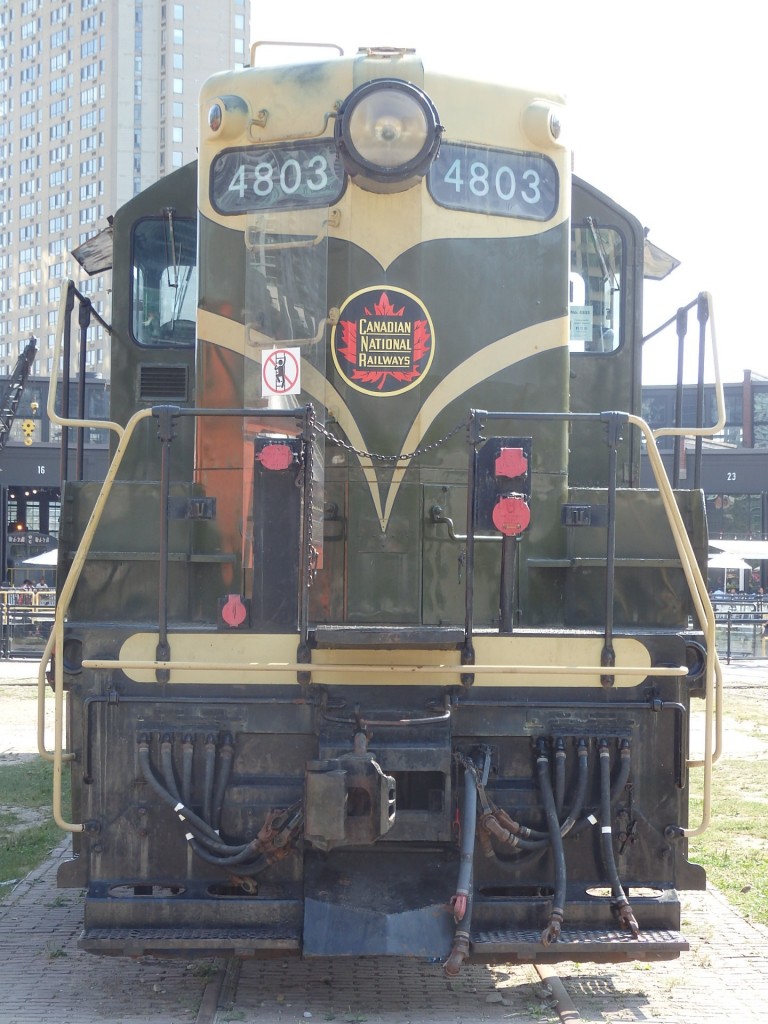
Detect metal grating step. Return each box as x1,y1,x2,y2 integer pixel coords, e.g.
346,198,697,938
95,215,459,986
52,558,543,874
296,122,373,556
79,926,300,957
79,925,687,962
472,927,688,963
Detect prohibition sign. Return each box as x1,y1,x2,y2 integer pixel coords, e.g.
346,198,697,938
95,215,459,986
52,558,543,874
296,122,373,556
262,347,301,396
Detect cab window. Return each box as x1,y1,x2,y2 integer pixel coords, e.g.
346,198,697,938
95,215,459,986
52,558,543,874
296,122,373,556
131,214,197,347
570,220,622,353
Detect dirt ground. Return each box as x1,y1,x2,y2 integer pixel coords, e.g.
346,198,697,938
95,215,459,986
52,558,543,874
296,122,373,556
0,661,51,765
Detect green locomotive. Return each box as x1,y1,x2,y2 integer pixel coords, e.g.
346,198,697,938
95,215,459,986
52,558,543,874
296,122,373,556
43,45,720,968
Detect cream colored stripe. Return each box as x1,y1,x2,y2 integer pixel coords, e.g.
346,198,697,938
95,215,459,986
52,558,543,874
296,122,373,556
114,632,659,688
196,310,566,529
381,318,567,526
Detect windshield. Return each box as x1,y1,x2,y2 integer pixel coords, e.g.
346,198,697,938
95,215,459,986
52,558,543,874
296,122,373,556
242,207,330,572
243,207,329,406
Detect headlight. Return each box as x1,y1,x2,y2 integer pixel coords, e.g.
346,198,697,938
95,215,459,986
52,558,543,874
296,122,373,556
335,80,442,193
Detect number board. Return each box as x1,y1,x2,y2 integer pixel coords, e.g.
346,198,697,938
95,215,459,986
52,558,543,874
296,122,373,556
210,140,346,214
428,142,558,220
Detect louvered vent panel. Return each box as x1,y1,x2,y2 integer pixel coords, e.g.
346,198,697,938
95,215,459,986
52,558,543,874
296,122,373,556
138,364,189,402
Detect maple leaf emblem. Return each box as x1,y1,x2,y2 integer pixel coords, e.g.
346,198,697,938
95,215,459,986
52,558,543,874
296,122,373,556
370,292,405,318
337,319,358,366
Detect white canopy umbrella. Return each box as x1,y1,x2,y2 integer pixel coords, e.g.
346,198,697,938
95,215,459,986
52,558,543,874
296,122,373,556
709,540,768,560
708,549,755,594
22,549,58,566
708,551,753,571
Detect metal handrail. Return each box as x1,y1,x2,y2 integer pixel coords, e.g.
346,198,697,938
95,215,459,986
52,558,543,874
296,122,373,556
80,657,686,679
43,406,153,830
630,413,721,838
47,282,124,448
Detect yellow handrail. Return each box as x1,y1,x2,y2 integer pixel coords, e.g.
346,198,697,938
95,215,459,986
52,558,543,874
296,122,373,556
630,290,723,836
632,413,721,838
40,282,156,827
45,407,153,832
81,658,686,678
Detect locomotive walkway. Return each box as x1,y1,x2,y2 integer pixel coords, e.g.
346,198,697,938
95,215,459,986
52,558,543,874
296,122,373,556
1,659,767,1022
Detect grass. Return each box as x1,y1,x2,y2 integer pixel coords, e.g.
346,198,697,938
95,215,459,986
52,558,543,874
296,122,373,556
0,758,69,894
688,695,768,926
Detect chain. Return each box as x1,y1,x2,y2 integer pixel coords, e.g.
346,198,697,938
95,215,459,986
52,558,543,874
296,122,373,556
305,407,318,587
303,412,467,587
313,416,468,463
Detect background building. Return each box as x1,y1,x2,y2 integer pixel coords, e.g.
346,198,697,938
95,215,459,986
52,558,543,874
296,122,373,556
0,0,250,580
0,0,250,383
642,370,768,591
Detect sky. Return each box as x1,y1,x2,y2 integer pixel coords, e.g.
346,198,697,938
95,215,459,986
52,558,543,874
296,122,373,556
249,0,765,386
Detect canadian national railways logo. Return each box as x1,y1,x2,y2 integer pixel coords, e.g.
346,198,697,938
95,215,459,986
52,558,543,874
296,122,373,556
331,287,435,396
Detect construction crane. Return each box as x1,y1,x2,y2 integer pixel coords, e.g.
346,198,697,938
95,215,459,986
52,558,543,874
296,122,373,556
0,336,38,453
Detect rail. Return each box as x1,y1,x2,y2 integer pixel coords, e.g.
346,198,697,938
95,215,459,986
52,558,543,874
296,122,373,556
644,292,724,489
37,285,129,827
712,598,768,662
46,282,124,468
0,587,55,659
631,413,720,837
38,405,716,833
634,293,725,835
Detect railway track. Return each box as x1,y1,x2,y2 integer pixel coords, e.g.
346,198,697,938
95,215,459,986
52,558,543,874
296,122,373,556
193,955,583,1024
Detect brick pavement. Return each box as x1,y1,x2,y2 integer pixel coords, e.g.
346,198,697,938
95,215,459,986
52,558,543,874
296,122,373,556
0,843,215,1024
1,839,767,1023
215,885,768,1024
554,886,768,1023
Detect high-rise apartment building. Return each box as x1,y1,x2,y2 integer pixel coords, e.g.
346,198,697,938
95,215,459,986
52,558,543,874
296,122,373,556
0,0,251,381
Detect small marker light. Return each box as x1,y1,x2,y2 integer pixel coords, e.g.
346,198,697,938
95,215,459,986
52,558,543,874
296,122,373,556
208,103,223,132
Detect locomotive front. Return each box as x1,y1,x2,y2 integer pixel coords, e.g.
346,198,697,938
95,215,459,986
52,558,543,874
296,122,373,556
47,46,716,967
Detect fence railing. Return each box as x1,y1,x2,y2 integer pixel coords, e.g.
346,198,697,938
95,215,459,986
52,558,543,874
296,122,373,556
3,587,764,662
711,597,767,662
0,587,55,659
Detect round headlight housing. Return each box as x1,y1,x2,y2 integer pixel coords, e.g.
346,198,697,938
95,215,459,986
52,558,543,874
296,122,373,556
335,80,442,193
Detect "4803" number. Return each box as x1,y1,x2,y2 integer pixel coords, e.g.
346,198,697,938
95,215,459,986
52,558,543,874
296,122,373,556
429,142,557,220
